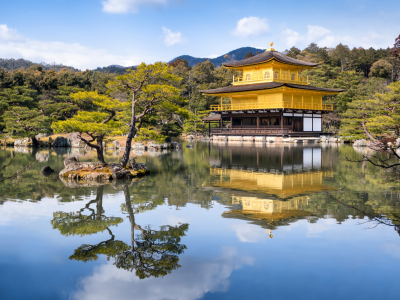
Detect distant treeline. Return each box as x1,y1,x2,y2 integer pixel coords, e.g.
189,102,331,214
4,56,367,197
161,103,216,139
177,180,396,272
0,58,80,72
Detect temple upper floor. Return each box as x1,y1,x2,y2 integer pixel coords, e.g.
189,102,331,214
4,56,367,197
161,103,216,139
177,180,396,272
223,43,318,86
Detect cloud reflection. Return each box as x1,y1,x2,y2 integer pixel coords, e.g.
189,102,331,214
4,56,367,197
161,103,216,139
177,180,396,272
71,247,253,300
231,224,268,243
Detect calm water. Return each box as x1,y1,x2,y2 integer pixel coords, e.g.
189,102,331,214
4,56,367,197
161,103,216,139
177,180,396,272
1,142,400,300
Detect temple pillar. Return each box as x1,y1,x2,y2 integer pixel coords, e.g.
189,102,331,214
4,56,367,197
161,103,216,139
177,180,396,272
257,114,259,129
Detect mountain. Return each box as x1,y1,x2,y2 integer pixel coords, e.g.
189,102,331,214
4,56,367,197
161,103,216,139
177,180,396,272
169,47,266,67
0,58,79,72
0,47,266,73
93,64,136,74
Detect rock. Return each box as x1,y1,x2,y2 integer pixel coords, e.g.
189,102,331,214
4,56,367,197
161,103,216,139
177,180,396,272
112,140,122,148
396,138,400,148
70,139,85,148
112,170,133,180
81,172,111,182
14,138,31,147
59,156,149,183
84,145,94,152
41,165,54,174
164,137,172,143
66,133,85,148
36,133,49,139
64,156,79,167
186,144,194,149
353,139,367,147
320,136,328,143
109,163,123,172
52,136,69,147
187,135,194,140
274,137,283,143
329,138,338,143
148,141,163,150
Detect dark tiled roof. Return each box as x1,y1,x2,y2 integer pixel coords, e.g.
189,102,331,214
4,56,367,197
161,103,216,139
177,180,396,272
223,51,319,67
200,82,344,94
285,84,345,92
202,114,221,121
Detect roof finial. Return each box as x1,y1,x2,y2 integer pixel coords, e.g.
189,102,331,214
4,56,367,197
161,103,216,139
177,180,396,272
266,42,275,52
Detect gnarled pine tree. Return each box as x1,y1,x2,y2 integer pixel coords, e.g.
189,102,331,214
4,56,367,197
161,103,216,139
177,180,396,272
107,62,186,167
52,91,126,163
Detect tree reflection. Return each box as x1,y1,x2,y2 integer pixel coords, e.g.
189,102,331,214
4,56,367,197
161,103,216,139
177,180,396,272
51,184,188,279
51,185,123,236
115,185,188,279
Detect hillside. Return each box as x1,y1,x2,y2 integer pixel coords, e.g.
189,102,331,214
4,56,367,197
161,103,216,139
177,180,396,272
0,58,79,72
169,47,266,67
0,46,266,73
93,64,136,74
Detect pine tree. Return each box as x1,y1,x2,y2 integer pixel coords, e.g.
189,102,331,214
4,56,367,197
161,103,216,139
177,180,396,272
106,62,187,167
340,82,400,138
52,91,126,163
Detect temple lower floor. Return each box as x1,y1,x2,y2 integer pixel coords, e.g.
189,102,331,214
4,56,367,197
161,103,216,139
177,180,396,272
204,110,326,137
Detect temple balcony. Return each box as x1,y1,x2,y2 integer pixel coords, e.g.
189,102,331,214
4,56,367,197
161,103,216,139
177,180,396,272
210,103,333,112
233,74,309,86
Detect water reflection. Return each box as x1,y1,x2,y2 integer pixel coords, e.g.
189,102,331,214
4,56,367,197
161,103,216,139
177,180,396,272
2,143,400,299
52,185,188,279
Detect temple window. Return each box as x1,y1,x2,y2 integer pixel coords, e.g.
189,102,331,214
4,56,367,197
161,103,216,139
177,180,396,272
291,74,295,81
264,71,270,79
246,74,251,81
274,71,279,79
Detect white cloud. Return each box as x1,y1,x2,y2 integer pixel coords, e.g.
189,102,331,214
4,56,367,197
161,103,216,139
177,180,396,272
281,24,389,49
70,247,254,300
162,27,185,46
233,17,269,37
231,223,269,243
306,218,336,238
0,24,146,70
306,25,332,42
282,28,303,47
0,24,22,41
102,0,168,13
382,242,400,259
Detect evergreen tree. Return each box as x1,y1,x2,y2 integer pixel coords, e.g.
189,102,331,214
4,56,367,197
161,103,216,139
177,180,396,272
2,106,52,146
51,91,125,163
106,62,187,167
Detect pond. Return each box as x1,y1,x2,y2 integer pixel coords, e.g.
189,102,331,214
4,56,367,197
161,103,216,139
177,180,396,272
0,142,400,300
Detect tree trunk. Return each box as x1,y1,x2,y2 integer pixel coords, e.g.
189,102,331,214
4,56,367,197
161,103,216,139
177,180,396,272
123,185,136,250
97,136,105,164
121,92,136,167
96,185,104,220
31,137,39,148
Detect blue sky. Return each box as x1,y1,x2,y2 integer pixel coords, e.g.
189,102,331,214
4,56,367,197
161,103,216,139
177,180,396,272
0,0,399,69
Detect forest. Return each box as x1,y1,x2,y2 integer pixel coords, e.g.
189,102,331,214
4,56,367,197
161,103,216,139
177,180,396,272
0,34,399,141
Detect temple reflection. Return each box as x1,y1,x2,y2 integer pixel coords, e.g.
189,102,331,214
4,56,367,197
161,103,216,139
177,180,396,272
208,145,336,238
